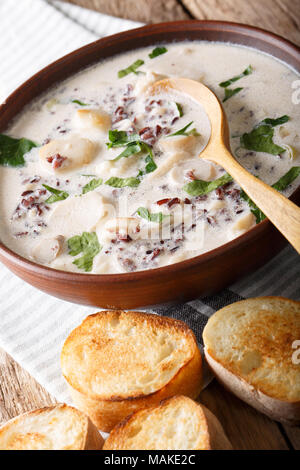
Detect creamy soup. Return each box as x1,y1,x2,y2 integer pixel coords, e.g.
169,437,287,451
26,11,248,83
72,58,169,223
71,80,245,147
0,42,299,274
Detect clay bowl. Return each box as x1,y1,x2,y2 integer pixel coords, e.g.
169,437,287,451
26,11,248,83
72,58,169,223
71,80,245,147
0,21,299,309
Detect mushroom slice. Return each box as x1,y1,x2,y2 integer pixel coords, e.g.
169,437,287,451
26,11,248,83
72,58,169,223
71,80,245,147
74,109,111,132
114,118,135,132
232,212,255,234
279,126,290,138
209,199,226,212
48,192,107,237
148,152,190,179
31,235,64,264
159,135,198,154
39,136,96,173
169,159,217,186
135,71,166,95
103,217,141,242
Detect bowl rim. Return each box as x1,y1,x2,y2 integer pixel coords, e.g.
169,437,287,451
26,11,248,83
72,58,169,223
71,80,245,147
0,19,299,283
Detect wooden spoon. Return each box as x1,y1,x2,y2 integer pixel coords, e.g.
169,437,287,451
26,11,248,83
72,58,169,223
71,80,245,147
150,78,300,254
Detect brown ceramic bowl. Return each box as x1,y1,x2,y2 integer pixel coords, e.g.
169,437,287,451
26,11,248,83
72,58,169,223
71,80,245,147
0,21,299,308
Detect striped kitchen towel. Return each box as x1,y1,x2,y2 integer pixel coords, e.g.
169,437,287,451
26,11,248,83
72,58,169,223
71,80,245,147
0,0,299,405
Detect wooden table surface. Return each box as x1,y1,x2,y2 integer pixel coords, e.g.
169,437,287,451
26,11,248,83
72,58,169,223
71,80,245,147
0,0,299,450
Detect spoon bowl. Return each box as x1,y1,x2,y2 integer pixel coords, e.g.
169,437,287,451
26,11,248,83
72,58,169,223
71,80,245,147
150,78,300,254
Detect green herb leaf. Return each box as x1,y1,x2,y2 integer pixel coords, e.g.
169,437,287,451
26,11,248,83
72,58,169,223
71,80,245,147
141,142,154,156
107,130,157,172
67,232,101,272
240,116,290,155
219,65,253,88
107,129,157,177
241,166,300,223
114,142,143,161
137,207,168,223
183,173,233,196
138,142,157,174
271,166,300,191
144,153,157,173
42,184,69,204
175,102,183,117
118,59,144,78
67,235,83,256
82,178,103,194
260,115,289,127
137,152,157,177
0,134,37,167
106,130,140,148
240,191,266,223
105,176,140,188
240,124,285,155
168,121,199,137
72,99,89,106
149,46,167,59
223,87,243,102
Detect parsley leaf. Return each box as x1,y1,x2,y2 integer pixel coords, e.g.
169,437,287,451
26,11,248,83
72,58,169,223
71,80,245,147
240,123,287,155
118,59,144,78
219,65,253,88
223,87,243,102
67,236,83,256
105,176,140,188
137,143,157,174
137,152,157,177
175,102,183,117
0,134,37,167
183,173,233,196
240,191,266,223
149,46,167,59
72,99,89,106
106,130,140,148
42,184,69,204
168,121,200,137
137,207,168,223
241,166,300,223
144,153,157,173
260,115,289,127
107,129,157,174
82,178,103,194
114,142,143,161
271,166,300,191
67,232,101,272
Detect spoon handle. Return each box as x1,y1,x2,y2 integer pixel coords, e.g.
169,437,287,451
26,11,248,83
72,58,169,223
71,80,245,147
221,148,300,254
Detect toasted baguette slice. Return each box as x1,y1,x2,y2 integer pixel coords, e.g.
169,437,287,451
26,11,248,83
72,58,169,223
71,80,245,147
203,297,300,425
104,395,232,450
0,404,104,450
61,311,202,431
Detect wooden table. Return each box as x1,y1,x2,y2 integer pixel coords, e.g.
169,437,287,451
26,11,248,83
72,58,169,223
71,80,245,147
1,0,299,450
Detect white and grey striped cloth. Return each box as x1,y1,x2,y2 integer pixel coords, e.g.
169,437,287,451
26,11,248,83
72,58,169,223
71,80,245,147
0,0,299,404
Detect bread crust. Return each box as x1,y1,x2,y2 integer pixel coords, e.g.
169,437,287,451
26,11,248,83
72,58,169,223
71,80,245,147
83,412,105,450
104,395,232,450
0,404,104,450
200,404,233,450
205,350,300,425
61,311,202,431
203,296,300,425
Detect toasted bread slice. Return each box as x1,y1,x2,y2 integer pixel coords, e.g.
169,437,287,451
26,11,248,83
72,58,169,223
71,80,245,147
61,311,202,431
104,395,232,450
203,297,300,425
0,404,104,450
